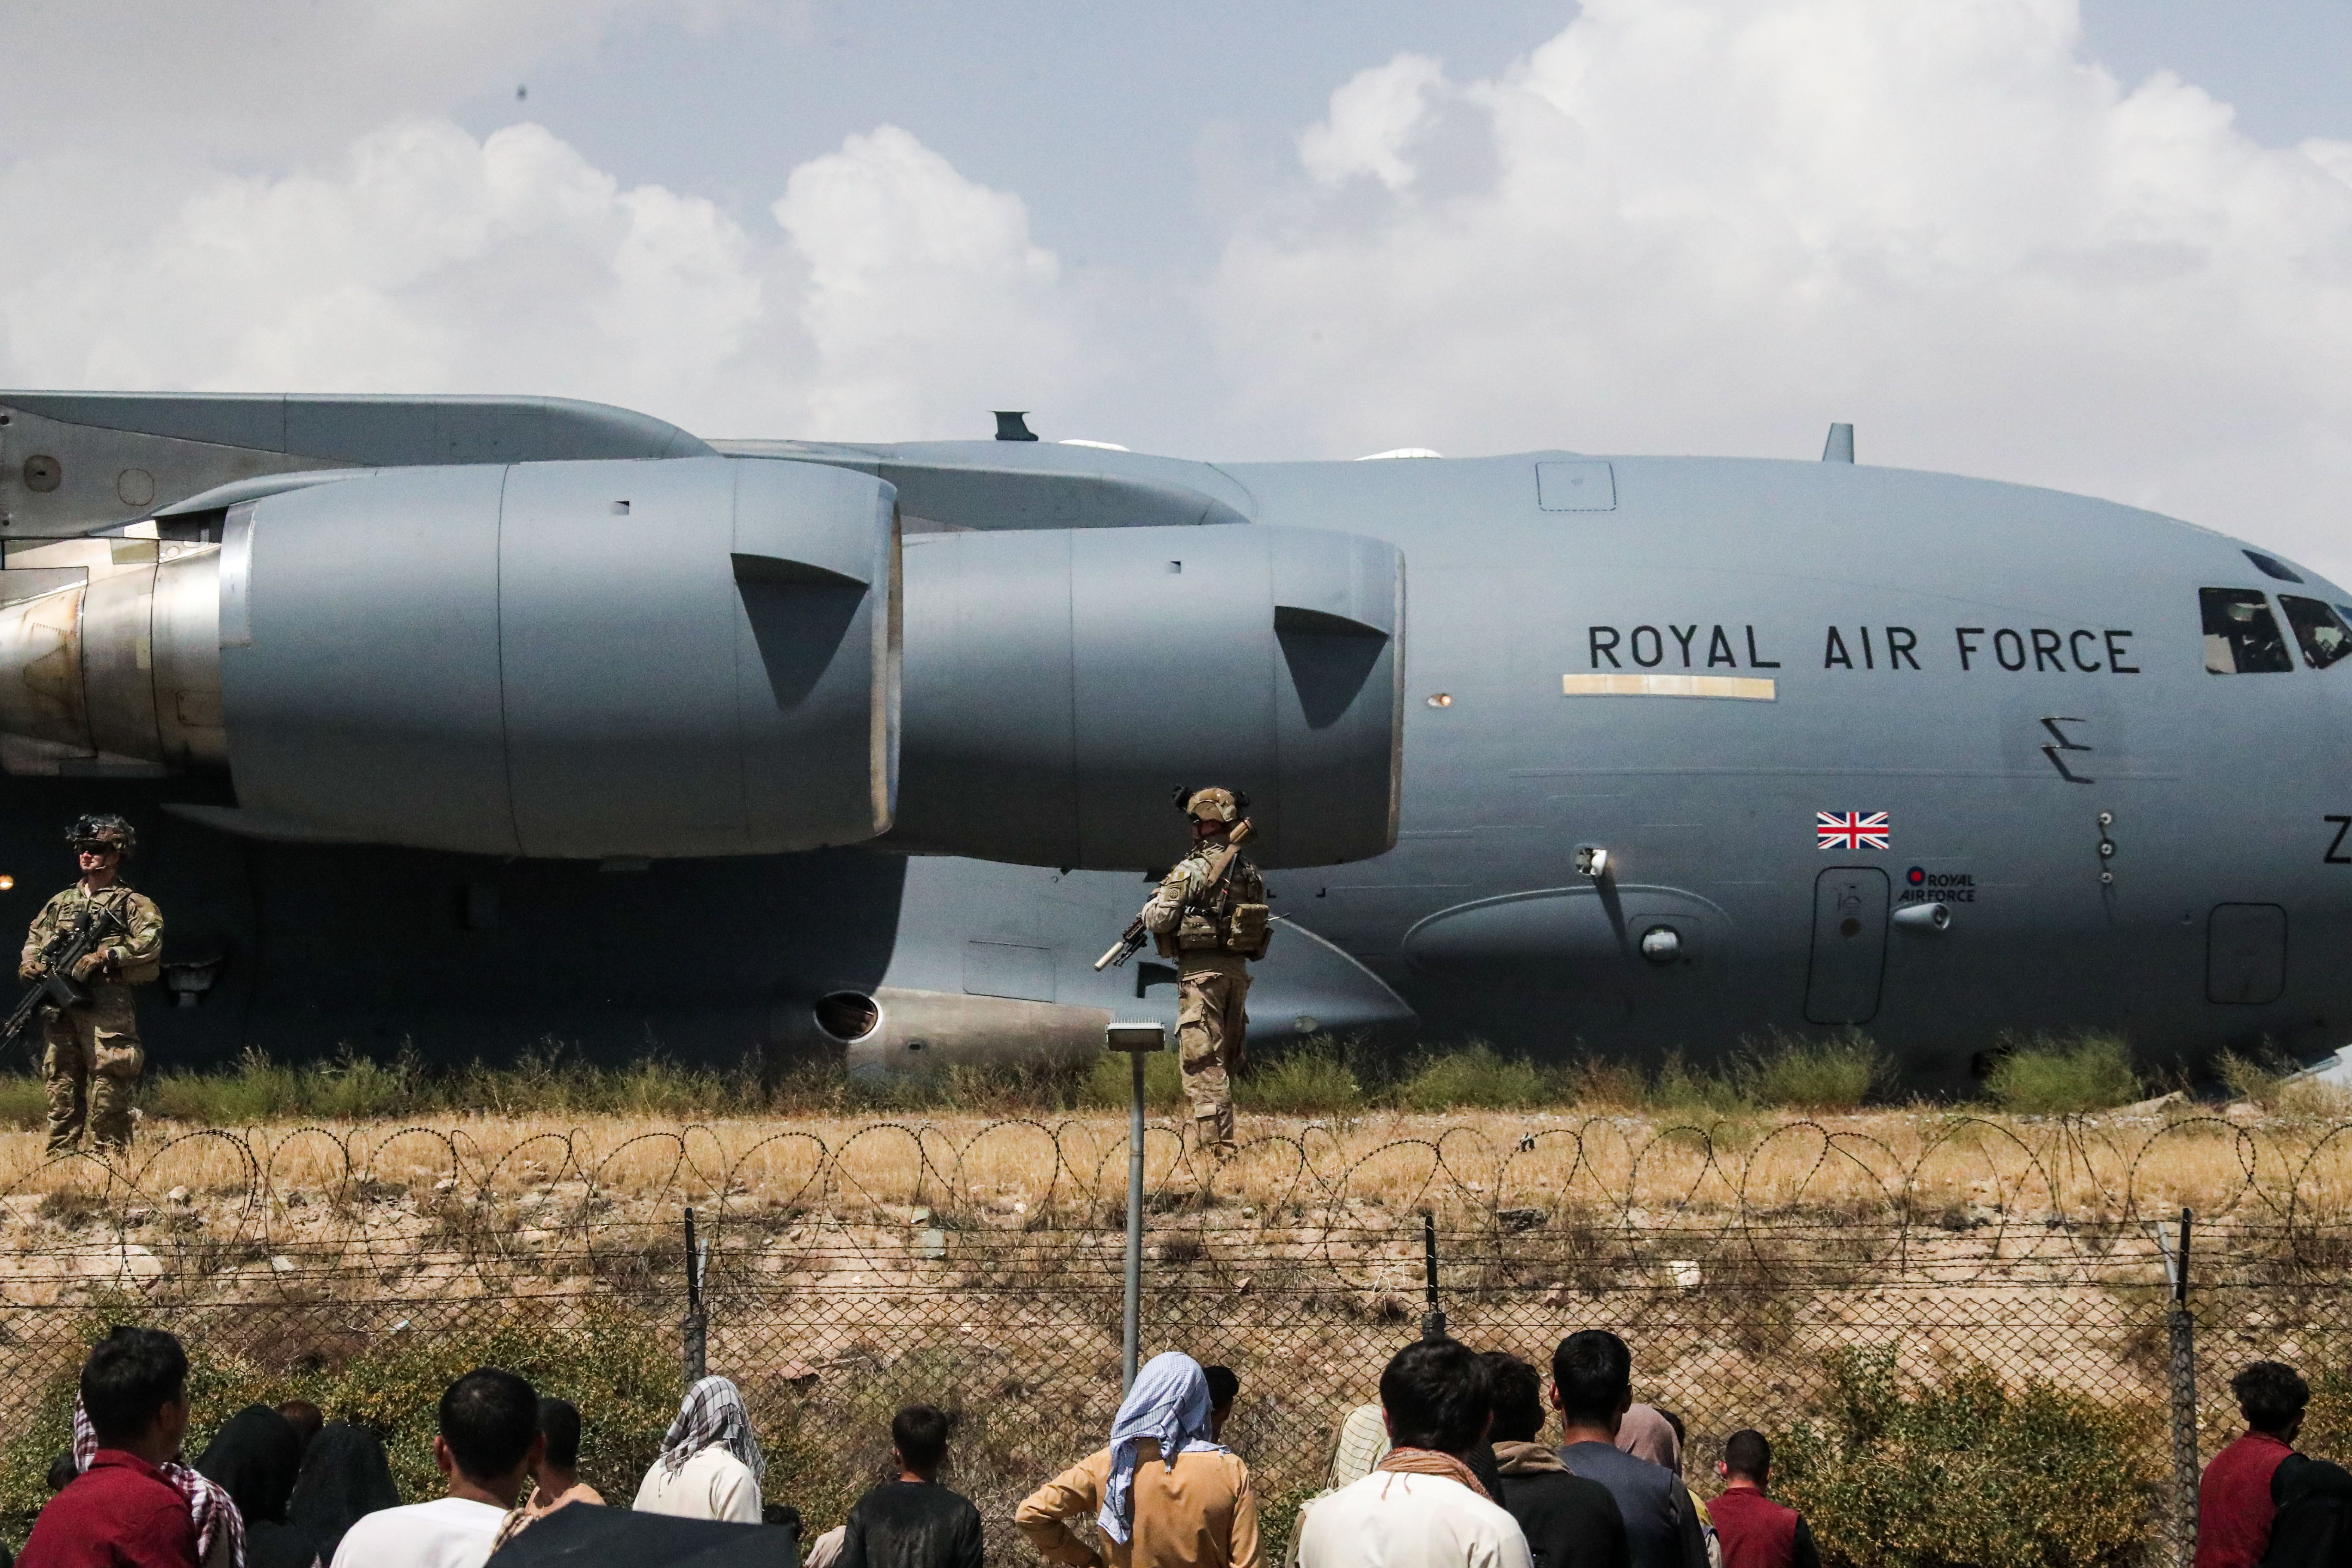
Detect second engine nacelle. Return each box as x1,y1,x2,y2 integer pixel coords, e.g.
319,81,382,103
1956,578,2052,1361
893,524,1402,868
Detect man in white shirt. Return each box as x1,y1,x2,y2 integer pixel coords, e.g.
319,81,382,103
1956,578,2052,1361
331,1367,543,1568
634,1375,764,1523
1298,1340,1533,1568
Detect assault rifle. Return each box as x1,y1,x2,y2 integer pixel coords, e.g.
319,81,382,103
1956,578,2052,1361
1094,819,1255,971
3,905,130,1050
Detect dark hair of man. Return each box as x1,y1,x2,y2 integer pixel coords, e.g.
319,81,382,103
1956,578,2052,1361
1204,1365,1240,1412
82,1326,189,1449
1724,1429,1771,1481
440,1368,539,1482
45,1451,78,1494
2232,1362,2310,1435
1481,1351,1547,1443
1551,1330,1632,1427
892,1405,951,1473
538,1397,583,1470
1381,1341,1492,1454
276,1399,324,1453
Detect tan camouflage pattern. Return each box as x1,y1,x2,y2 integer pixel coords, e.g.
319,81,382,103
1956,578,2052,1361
1183,787,1241,823
42,988,141,1153
1139,845,1271,961
1176,956,1249,1157
21,880,162,1155
20,882,163,986
1141,823,1265,1158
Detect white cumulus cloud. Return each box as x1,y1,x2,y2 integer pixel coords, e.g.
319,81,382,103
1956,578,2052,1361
1210,0,2352,580
0,113,1100,443
772,125,1095,441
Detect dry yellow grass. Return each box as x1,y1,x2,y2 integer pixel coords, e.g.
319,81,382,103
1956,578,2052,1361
2,1104,2343,1228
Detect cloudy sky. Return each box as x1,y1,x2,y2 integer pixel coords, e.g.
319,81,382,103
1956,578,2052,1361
5,2,2352,576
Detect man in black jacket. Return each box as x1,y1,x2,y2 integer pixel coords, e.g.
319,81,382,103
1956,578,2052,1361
2261,1452,2352,1568
839,1406,984,1568
1482,1352,1631,1568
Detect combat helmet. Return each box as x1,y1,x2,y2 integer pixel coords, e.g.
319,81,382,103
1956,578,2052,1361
67,814,135,858
1177,786,1248,824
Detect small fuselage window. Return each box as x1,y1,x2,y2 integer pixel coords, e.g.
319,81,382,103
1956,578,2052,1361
2201,588,2294,674
2280,595,2352,669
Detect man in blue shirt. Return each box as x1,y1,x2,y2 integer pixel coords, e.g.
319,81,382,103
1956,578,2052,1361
1550,1332,1707,1568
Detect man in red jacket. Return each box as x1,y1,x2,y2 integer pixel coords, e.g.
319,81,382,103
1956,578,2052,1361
2197,1361,2311,1568
1709,1431,1820,1568
20,1327,200,1568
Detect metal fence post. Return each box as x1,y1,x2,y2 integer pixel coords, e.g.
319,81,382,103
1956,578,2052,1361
2168,1207,2198,1568
683,1206,707,1386
1420,1211,1448,1342
1104,1023,1168,1393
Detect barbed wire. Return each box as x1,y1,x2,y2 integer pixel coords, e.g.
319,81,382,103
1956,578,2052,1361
0,1113,2341,1306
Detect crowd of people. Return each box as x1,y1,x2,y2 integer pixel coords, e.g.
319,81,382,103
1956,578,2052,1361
9,1322,2346,1568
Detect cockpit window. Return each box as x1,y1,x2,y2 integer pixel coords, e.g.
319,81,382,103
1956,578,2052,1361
2281,596,2352,669
2202,588,2294,674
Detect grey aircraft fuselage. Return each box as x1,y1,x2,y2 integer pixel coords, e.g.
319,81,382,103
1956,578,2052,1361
880,447,2352,1089
0,392,2342,1089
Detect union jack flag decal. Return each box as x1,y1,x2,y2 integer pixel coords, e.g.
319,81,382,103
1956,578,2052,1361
1817,811,1890,850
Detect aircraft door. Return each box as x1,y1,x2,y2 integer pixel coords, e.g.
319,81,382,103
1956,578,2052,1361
1806,868,1890,1024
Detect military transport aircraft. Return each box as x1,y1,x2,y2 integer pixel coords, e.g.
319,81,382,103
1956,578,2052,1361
0,392,2342,1090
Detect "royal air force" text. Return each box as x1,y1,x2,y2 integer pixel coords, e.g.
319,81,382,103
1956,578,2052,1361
1585,624,2140,674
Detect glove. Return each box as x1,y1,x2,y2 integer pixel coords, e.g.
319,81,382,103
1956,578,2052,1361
69,951,107,983
16,964,39,985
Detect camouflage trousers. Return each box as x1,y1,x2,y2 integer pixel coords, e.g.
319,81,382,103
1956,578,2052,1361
1176,957,1250,1157
43,987,143,1155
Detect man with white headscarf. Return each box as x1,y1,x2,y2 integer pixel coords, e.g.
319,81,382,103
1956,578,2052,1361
633,1376,765,1524
1017,1351,1261,1567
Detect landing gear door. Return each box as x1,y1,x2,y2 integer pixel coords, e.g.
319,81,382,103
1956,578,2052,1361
1807,867,1890,1024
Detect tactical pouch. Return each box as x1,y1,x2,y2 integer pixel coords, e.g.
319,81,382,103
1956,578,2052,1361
1177,913,1222,951
1225,902,1271,956
93,1039,144,1080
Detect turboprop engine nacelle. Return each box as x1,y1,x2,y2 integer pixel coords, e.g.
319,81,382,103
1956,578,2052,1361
0,456,901,858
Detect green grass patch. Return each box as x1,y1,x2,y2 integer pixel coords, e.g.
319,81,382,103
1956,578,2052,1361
1983,1033,2142,1114
1237,1038,1364,1115
1740,1030,1891,1111
1778,1344,2157,1568
1079,1049,1185,1112
1390,1044,1552,1110
0,1072,47,1130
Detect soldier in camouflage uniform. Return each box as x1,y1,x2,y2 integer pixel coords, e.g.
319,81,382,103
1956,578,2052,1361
18,816,162,1156
1138,787,1271,1158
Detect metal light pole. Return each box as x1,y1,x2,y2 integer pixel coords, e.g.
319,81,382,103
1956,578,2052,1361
1106,1022,1167,1392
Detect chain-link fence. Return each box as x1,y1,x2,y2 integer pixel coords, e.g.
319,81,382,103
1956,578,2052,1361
0,1115,2348,1562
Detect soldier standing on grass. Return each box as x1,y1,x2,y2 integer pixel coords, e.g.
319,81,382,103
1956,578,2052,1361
18,816,162,1157
1138,787,1271,1159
